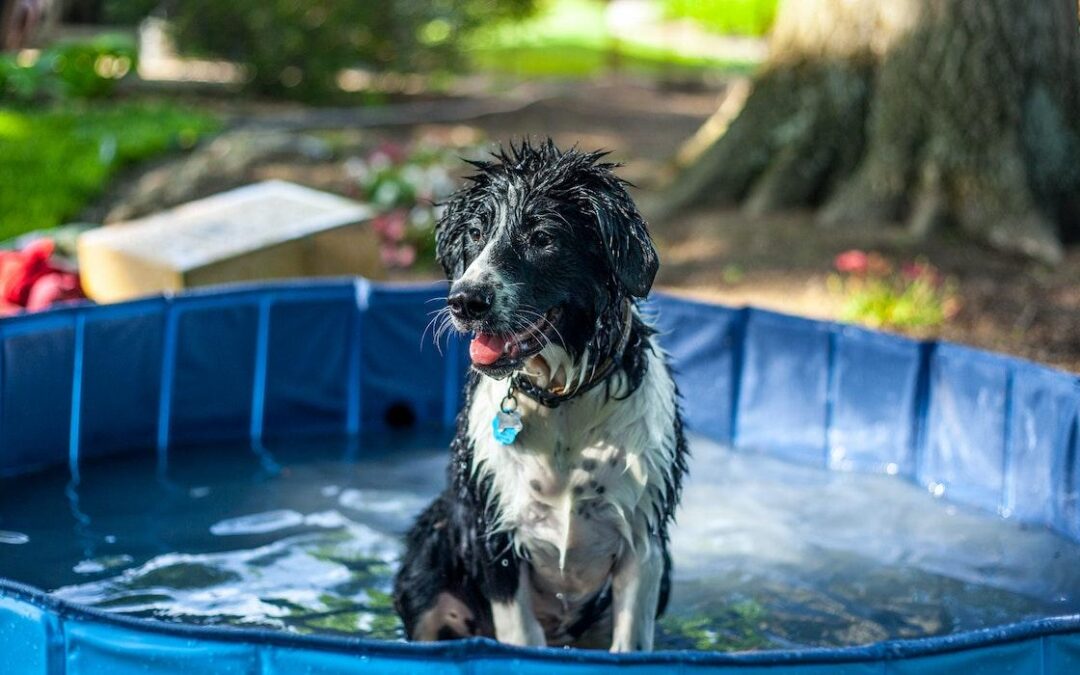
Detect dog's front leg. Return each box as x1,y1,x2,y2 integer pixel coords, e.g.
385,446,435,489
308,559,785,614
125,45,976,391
491,562,546,647
610,538,663,652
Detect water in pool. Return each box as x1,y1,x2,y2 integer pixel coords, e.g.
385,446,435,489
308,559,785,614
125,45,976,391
1,432,1078,651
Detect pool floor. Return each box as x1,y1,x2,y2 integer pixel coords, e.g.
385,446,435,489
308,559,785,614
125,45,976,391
1,432,1078,651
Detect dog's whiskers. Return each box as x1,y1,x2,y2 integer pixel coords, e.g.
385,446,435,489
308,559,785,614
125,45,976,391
422,306,457,355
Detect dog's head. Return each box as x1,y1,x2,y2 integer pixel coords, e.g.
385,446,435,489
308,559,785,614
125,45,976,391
435,139,658,381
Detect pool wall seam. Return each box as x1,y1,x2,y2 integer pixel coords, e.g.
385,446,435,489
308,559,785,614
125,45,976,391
67,313,85,484
156,302,179,461
249,296,274,446
728,307,747,448
346,279,370,436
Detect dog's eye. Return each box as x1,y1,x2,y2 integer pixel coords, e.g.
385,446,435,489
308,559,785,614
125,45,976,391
468,226,482,243
530,230,554,247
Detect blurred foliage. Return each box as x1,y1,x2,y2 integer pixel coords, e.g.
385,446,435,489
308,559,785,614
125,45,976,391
469,0,759,79
102,0,162,25
347,139,484,270
663,0,778,37
829,251,961,331
0,33,137,102
0,103,219,240
167,0,536,100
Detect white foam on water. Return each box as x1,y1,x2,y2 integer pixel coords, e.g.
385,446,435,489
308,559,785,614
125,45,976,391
210,509,306,536
55,520,401,632
74,555,134,575
0,530,29,545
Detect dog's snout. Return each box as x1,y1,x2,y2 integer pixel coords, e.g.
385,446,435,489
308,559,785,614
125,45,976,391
448,286,494,321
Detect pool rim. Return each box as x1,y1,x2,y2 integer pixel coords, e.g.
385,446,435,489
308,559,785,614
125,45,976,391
3,576,1080,665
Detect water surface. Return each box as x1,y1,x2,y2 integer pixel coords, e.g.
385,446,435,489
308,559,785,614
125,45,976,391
1,432,1077,651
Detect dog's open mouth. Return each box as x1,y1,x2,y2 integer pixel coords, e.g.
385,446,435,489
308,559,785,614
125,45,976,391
468,307,562,370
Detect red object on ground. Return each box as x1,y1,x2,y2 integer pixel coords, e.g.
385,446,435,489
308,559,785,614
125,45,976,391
0,239,85,316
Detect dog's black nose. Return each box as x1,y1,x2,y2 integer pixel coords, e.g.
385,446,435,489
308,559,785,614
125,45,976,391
448,287,493,321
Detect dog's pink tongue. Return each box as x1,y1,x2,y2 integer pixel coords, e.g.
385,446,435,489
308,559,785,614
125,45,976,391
470,333,505,365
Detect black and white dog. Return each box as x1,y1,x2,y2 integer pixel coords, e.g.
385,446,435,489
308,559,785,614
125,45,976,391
394,140,688,652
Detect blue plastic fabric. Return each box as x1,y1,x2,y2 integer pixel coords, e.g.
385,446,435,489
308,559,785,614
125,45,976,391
1,278,1078,674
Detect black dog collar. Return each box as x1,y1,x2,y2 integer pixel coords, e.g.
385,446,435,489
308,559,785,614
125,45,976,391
512,300,636,409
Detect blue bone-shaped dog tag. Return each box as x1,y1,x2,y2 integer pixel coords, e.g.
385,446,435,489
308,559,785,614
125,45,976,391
492,410,523,445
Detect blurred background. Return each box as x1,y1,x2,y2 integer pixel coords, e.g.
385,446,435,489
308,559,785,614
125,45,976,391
1,0,1077,371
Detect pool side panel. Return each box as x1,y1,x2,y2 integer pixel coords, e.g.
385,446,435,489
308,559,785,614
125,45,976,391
921,344,1011,512
0,595,49,675
829,326,922,476
1046,632,1080,673
360,285,454,430
168,303,259,448
735,310,831,465
0,320,75,476
82,304,166,461
1059,413,1080,541
65,620,259,675
647,295,742,444
1006,365,1080,526
263,296,355,439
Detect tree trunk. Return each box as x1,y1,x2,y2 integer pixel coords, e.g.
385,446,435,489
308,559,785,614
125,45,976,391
659,0,1080,263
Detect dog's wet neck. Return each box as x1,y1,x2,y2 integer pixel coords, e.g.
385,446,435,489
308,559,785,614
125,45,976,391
511,299,635,409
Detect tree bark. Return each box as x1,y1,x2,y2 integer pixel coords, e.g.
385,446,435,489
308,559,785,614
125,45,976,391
660,0,1080,263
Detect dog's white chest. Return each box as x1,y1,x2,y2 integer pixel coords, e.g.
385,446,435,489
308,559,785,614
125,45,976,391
513,437,629,599
467,345,678,616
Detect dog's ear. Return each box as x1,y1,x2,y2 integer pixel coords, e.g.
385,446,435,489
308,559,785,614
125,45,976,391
434,191,473,280
587,179,659,298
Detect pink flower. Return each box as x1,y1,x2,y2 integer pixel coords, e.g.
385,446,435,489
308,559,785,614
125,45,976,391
372,141,408,164
379,244,418,269
372,209,408,242
834,250,869,274
396,244,417,267
901,259,943,286
901,261,928,281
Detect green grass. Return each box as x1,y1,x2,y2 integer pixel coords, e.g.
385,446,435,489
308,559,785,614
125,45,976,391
663,0,779,37
467,0,760,79
0,102,219,240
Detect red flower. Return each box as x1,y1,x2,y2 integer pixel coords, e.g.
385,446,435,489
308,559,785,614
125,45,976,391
834,249,869,274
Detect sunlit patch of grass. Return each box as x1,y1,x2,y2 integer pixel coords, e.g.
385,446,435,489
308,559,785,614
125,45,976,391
0,102,219,241
0,110,31,140
662,0,779,37
467,0,759,79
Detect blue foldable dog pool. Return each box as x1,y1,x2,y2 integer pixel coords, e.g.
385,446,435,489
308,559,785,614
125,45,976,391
1,278,1079,674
